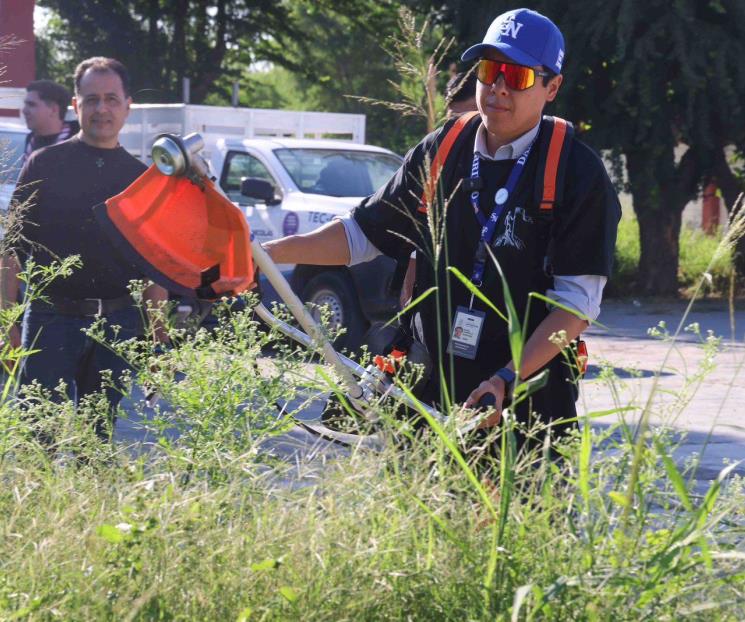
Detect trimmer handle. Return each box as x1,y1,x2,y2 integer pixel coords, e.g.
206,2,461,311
477,393,497,409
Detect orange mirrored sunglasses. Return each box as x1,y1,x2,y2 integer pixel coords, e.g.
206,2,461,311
476,59,551,91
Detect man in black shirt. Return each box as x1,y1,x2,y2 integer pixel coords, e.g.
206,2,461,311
0,57,168,437
265,9,621,448
21,80,79,163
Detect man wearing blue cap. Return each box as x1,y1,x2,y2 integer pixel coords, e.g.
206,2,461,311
266,8,620,450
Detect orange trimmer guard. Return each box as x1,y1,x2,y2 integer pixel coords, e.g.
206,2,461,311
94,165,255,299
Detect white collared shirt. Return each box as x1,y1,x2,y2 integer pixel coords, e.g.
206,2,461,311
473,120,541,161
338,121,607,321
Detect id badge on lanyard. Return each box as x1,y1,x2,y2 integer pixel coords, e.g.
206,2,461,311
448,139,536,360
447,305,486,360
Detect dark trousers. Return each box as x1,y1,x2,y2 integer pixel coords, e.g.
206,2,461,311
20,304,143,437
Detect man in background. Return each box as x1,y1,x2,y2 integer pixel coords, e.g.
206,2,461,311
445,70,477,118
21,79,79,162
1,57,168,439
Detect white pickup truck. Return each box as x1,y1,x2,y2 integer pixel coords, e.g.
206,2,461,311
0,122,28,213
119,104,404,347
0,103,404,348
211,136,402,347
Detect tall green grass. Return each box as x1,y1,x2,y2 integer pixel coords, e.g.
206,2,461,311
1,202,745,619
0,365,744,620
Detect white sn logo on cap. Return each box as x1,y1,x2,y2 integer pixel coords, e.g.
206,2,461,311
498,16,524,39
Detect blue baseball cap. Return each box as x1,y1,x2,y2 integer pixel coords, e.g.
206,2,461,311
461,9,565,74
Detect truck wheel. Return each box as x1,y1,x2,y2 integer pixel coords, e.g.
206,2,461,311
301,271,368,351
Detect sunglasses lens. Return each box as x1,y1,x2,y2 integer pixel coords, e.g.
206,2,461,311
477,60,536,90
476,59,499,85
503,63,535,90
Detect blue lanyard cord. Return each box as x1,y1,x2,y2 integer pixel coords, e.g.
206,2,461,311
469,137,537,286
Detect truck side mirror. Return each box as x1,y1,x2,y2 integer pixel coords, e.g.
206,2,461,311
240,177,281,205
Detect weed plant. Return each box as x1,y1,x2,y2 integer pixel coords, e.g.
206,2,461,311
0,312,744,620
1,204,745,619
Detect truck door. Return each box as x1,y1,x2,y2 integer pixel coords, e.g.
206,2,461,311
220,150,282,245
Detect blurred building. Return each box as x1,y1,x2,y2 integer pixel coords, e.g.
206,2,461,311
0,0,36,119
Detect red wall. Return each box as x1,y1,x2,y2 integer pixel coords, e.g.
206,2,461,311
0,0,36,117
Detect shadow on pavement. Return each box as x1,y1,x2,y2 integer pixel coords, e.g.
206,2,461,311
584,364,674,379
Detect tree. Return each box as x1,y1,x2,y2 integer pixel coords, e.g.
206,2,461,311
547,0,745,294
35,0,431,151
421,0,745,294
259,0,431,153
36,0,300,104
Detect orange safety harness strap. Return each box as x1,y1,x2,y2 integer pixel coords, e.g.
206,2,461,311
418,111,481,214
419,113,574,219
540,117,568,211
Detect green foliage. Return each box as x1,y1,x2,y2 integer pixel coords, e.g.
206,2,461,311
346,8,451,135
206,66,313,111
608,217,641,296
36,0,300,103
604,217,642,297
258,1,429,152
0,334,744,619
36,0,435,151
679,226,734,293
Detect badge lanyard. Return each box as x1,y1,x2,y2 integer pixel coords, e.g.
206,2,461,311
468,138,537,294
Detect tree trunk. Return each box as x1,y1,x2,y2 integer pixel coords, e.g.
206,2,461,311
626,149,687,296
171,0,189,97
191,0,228,104
635,206,682,296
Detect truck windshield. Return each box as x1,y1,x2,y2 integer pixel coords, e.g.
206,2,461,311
274,148,401,197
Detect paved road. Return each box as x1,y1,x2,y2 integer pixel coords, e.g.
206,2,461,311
116,298,745,490
581,298,745,489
